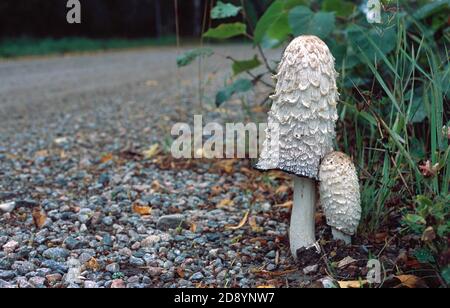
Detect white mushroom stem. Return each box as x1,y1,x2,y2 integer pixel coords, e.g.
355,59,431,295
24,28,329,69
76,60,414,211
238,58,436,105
290,176,316,258
331,228,351,245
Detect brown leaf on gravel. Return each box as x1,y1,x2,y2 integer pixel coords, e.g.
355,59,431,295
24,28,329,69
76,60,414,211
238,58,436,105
209,185,223,197
100,153,114,163
217,198,234,209
338,280,369,288
176,267,185,278
249,216,263,233
35,150,49,158
86,258,101,271
394,275,428,288
225,210,249,230
252,268,298,277
151,180,161,192
32,207,47,228
336,256,358,269
213,159,237,174
132,204,152,216
275,185,290,195
421,226,436,243
274,201,293,209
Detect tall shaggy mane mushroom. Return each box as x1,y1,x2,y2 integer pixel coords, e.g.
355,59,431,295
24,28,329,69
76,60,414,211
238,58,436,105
256,35,339,257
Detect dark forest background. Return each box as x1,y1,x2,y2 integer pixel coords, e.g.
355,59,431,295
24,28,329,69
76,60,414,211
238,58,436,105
0,0,272,39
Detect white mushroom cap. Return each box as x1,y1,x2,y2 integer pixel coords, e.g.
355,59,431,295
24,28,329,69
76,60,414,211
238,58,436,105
319,151,361,236
257,36,339,180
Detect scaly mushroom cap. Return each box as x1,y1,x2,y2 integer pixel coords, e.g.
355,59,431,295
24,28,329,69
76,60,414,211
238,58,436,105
319,151,361,235
256,36,339,180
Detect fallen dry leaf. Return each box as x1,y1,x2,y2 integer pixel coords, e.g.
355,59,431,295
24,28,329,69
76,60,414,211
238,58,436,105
132,204,152,216
86,258,101,271
151,180,161,192
394,275,427,288
143,144,160,160
217,198,234,209
214,159,237,174
337,256,358,269
190,223,197,233
100,153,114,163
249,216,264,233
338,280,369,288
419,160,440,178
35,150,49,158
274,201,293,209
252,268,298,277
176,267,185,278
145,80,159,87
421,226,436,243
225,210,250,230
257,285,276,288
32,207,47,228
275,185,290,195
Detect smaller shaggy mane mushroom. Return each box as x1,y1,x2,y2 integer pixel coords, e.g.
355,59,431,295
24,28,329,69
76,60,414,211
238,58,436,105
319,151,361,244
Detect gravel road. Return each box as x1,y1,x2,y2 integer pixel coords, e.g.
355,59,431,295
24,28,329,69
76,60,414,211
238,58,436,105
0,46,309,289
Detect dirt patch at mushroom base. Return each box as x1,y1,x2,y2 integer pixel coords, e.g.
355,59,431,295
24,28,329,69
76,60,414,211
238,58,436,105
295,224,443,288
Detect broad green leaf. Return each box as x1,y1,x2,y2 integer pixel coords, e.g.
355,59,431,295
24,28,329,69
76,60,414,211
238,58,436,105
346,24,397,63
289,6,336,39
442,267,450,284
177,48,213,67
414,0,450,20
216,79,253,106
254,0,306,48
232,55,262,75
204,22,247,39
322,0,356,17
211,1,242,19
414,248,435,264
404,214,426,225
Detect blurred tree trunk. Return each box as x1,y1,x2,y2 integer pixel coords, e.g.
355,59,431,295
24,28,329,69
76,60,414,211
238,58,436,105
154,0,163,36
193,0,202,37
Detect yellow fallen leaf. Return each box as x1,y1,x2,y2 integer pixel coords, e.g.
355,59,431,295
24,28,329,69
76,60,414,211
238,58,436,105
86,258,101,271
395,275,427,288
257,285,276,288
32,207,47,228
217,199,234,209
274,201,293,209
214,160,237,174
100,153,114,163
336,256,357,269
35,150,49,158
226,210,249,230
132,204,152,216
338,280,369,288
145,80,159,87
143,144,160,160
249,216,264,233
275,185,290,194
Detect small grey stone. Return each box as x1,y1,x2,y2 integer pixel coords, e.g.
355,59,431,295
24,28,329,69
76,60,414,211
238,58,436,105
102,216,114,226
129,256,145,267
43,247,70,261
84,281,98,288
303,264,319,275
64,237,81,250
190,272,204,281
105,263,120,273
0,270,16,280
12,261,36,275
157,214,187,231
28,276,46,288
266,250,276,258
